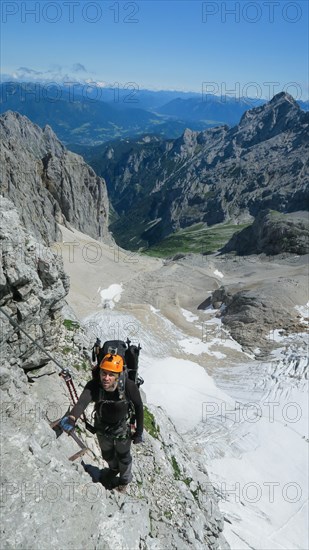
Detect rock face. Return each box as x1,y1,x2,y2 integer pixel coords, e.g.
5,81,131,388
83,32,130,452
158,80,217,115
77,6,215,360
0,197,228,549
0,197,70,369
0,111,111,245
0,350,229,550
222,209,309,255
199,278,308,355
86,92,309,249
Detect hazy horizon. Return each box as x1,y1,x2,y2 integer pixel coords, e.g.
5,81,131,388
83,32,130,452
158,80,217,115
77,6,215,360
1,0,308,101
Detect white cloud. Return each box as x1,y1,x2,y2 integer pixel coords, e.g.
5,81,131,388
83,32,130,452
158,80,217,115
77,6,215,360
72,63,87,73
17,66,43,76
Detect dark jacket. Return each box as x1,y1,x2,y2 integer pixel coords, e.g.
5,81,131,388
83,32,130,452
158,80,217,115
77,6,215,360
70,378,143,437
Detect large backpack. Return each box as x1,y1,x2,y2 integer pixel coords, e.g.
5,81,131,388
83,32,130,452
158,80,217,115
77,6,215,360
93,338,143,388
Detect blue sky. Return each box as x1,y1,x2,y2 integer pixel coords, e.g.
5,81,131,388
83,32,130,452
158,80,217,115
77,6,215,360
1,0,308,99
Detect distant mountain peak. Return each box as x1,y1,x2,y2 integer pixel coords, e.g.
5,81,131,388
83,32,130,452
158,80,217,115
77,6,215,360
238,91,302,133
269,91,299,107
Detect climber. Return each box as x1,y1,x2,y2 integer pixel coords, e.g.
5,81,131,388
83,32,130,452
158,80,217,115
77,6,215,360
59,353,144,492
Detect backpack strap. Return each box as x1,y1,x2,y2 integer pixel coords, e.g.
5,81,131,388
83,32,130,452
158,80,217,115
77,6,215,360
117,371,127,401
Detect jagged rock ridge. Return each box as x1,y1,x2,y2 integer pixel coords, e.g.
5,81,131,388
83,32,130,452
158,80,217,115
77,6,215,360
86,92,309,249
0,111,111,245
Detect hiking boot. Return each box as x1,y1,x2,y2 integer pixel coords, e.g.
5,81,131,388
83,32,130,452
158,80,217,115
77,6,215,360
108,477,121,490
116,484,129,493
111,477,130,492
99,468,118,487
107,477,130,492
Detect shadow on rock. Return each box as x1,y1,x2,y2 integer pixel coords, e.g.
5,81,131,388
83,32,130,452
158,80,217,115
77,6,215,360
81,460,102,483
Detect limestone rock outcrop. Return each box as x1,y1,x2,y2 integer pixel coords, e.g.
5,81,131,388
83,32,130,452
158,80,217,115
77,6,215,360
199,277,308,356
221,209,309,255
0,111,111,245
0,197,69,369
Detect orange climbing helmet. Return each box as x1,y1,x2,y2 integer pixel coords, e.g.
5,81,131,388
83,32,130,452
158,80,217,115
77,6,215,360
99,353,124,374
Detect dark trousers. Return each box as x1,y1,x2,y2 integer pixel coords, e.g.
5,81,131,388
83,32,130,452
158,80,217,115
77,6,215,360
97,434,133,484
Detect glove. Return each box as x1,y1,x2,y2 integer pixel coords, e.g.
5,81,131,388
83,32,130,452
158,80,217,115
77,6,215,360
59,416,75,433
132,434,143,445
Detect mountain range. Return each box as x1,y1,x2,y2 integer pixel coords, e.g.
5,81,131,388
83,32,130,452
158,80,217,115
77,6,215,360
0,88,308,255
1,81,308,146
78,92,309,250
